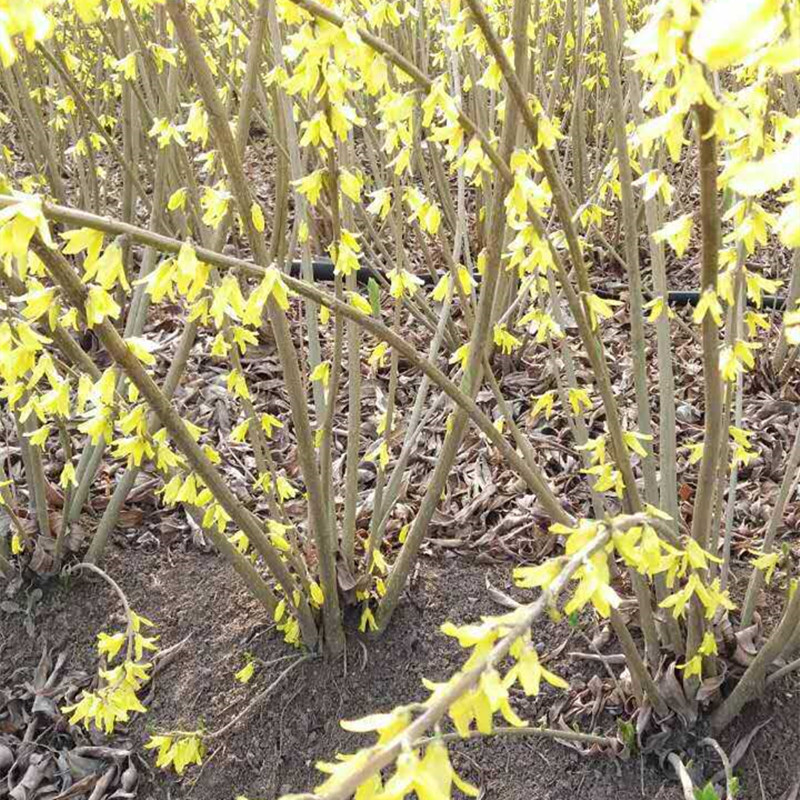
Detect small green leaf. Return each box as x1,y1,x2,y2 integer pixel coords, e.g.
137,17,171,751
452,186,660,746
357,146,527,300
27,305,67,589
617,720,636,752
694,782,721,800
368,277,381,317
568,610,580,628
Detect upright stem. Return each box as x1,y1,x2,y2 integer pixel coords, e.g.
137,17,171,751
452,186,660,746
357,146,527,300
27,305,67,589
686,102,723,668
319,129,345,548
16,412,52,541
609,609,668,716
719,262,746,591
166,0,343,654
340,154,363,576
374,291,454,543
772,77,800,375
366,297,401,568
36,44,151,210
86,318,198,564
774,251,800,374
598,0,658,505
462,0,659,661
265,0,325,417
690,103,724,553
376,0,536,630
570,0,587,203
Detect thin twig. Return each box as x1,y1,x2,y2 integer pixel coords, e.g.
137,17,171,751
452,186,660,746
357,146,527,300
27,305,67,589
667,752,697,800
700,737,734,800
205,655,313,741
415,725,616,749
767,655,800,687
64,562,135,658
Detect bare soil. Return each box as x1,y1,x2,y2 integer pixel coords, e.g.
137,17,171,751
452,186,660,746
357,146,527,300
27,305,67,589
2,537,798,800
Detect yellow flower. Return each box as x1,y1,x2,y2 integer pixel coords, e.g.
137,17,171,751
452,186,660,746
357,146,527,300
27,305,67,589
690,0,784,70
693,289,724,327
530,391,557,421
493,323,521,355
653,214,693,258
235,661,255,684
584,293,622,330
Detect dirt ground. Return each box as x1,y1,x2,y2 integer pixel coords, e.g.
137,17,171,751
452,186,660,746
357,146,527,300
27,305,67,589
2,535,798,800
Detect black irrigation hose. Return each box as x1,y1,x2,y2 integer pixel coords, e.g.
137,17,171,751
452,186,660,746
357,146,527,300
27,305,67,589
599,288,787,310
289,256,381,287
291,258,787,311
